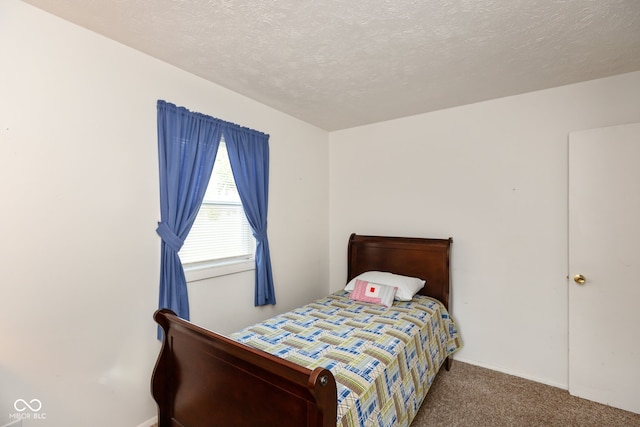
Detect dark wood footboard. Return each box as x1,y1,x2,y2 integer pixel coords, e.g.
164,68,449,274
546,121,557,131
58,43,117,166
152,308,337,427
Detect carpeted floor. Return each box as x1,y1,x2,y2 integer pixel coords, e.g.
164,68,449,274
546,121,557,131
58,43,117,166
413,360,640,427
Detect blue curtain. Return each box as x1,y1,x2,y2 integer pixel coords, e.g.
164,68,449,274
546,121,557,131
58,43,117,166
224,125,276,306
156,100,222,328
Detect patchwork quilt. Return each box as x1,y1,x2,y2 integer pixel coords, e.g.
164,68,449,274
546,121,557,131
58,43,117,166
230,290,462,427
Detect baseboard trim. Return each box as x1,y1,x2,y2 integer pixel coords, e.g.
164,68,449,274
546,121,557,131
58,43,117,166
453,356,568,390
135,416,157,427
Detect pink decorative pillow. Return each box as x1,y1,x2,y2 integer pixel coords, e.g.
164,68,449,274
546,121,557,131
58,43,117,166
345,271,425,301
349,279,397,307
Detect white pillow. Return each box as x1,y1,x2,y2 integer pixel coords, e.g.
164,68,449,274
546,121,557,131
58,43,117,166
345,271,425,301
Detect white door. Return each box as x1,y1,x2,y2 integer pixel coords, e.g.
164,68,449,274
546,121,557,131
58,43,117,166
568,122,640,414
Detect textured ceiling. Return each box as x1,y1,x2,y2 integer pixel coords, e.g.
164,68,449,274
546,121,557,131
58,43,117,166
22,0,640,130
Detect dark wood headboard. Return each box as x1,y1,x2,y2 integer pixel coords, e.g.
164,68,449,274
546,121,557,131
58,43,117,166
347,233,452,310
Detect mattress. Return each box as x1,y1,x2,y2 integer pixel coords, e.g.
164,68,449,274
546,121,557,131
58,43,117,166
230,290,462,427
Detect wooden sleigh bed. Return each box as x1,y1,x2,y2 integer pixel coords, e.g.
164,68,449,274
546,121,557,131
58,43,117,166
152,233,457,427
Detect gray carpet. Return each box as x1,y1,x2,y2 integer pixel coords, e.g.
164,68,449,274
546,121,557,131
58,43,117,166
413,361,640,427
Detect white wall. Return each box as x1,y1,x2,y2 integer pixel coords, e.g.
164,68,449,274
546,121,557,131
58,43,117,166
329,71,640,388
0,1,328,426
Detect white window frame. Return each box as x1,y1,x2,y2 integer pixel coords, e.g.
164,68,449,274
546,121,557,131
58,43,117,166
181,139,255,282
184,257,254,282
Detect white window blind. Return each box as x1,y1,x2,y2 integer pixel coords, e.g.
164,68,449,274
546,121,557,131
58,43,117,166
179,139,254,265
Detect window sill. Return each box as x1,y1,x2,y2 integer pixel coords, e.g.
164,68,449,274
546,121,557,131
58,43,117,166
184,259,255,283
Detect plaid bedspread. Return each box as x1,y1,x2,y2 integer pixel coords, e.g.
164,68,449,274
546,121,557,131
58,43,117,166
230,290,461,427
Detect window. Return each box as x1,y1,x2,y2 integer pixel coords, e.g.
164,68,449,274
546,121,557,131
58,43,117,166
179,138,255,270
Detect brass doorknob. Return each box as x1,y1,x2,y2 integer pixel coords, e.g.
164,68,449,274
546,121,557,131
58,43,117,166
573,274,586,284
